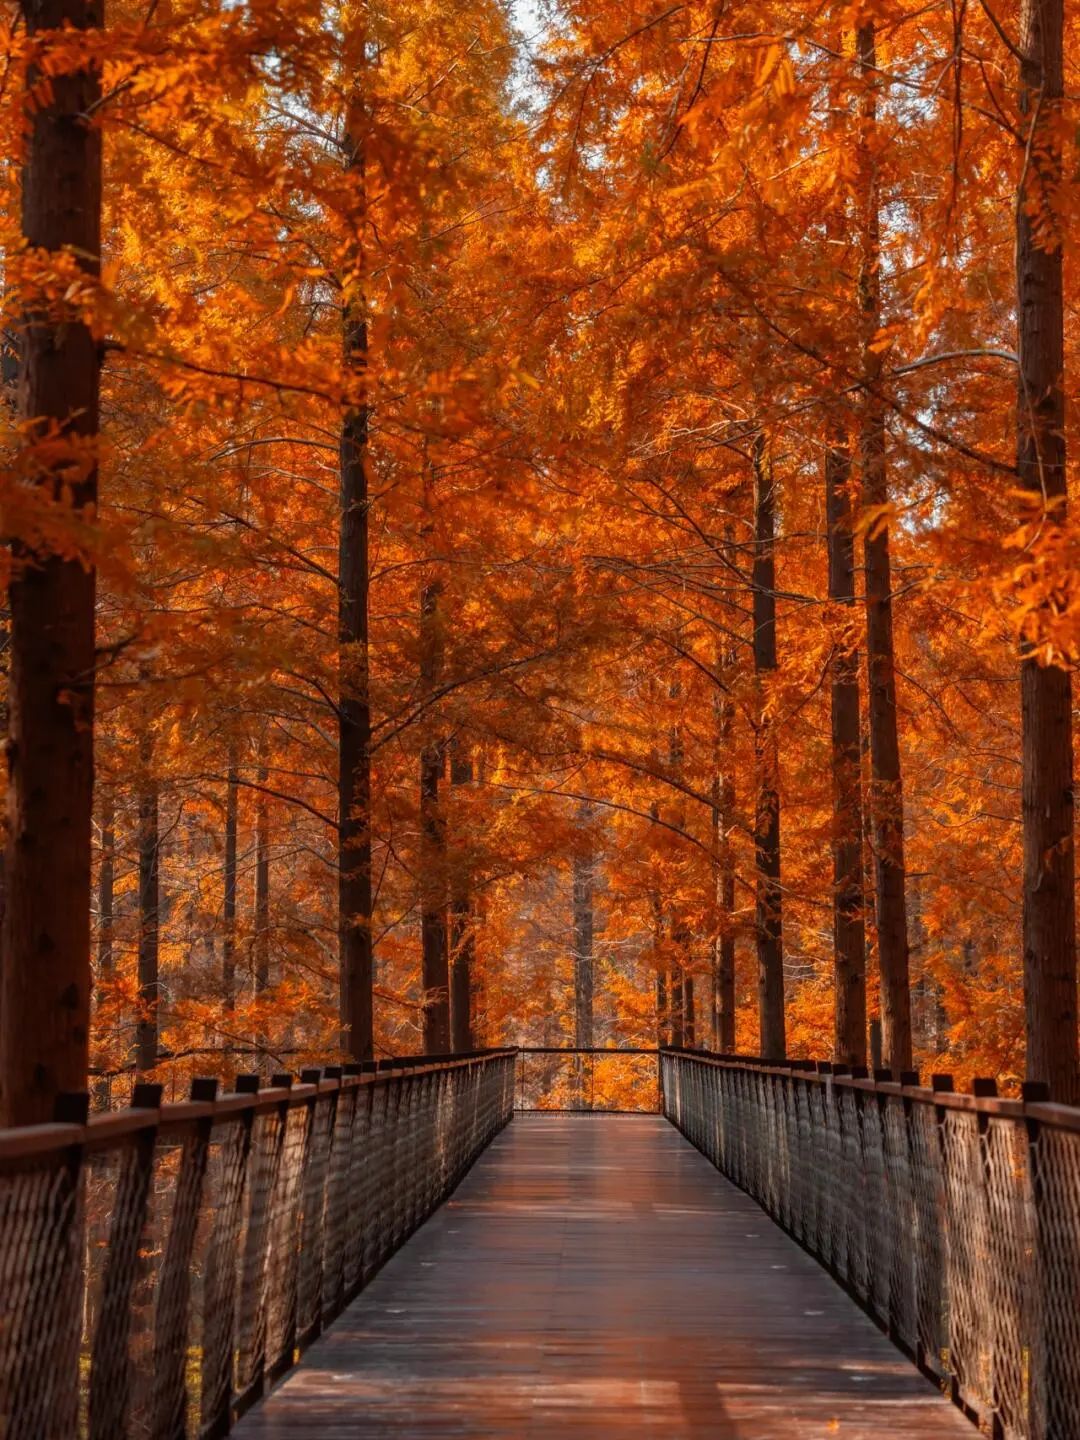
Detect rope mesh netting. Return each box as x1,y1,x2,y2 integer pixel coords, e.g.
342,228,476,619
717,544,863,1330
662,1051,1080,1440
0,1052,515,1439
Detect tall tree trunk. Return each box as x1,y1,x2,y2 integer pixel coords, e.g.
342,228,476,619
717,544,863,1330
448,900,471,1049
682,966,695,1046
419,573,449,1053
1017,0,1078,1100
711,663,736,1051
96,790,115,996
752,434,785,1060
136,747,159,1075
572,820,594,1107
669,961,685,1047
418,431,449,1053
93,789,115,1108
254,743,270,996
650,806,669,1046
222,746,239,1019
573,830,595,1053
0,612,9,1030
667,691,693,1047
857,22,912,1074
338,60,374,1062
710,695,722,1052
827,436,868,1066
471,902,486,1048
0,0,102,1127
449,743,473,1052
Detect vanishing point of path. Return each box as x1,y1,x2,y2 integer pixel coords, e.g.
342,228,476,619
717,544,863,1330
234,1114,973,1438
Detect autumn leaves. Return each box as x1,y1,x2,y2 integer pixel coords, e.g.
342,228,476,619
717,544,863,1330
1,0,1079,1125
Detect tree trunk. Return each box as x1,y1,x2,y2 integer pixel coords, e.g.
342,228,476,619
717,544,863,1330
682,970,695,1046
827,436,868,1066
858,21,912,1074
418,673,449,1056
718,774,736,1050
710,754,721,1052
0,0,102,1127
669,963,685,1047
752,434,785,1060
1016,0,1078,1100
449,743,473,1052
666,693,693,1049
96,791,115,994
338,68,374,1062
419,733,449,1053
573,839,595,1053
0,612,9,1034
572,823,594,1108
650,818,668,1046
419,574,449,1053
711,664,736,1051
418,428,449,1054
254,745,270,996
222,747,239,1018
136,749,159,1075
93,790,115,1109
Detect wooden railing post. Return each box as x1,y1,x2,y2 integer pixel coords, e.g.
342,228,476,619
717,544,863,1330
9,1091,90,1440
320,1064,350,1328
367,1075,392,1277
266,1072,311,1383
153,1078,216,1440
1022,1078,1080,1440
969,1077,1006,1440
916,1073,952,1389
350,1065,377,1289
297,1068,330,1348
808,1062,831,1268
90,1082,161,1440
199,1078,255,1440
886,1069,919,1353
234,1074,288,1419
1022,1079,1050,1440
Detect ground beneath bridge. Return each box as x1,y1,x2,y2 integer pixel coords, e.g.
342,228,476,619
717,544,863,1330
234,1113,971,1438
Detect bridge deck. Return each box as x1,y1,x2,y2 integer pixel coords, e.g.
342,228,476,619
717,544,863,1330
234,1114,971,1438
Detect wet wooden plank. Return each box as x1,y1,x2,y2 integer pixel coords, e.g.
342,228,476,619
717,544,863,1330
234,1115,972,1438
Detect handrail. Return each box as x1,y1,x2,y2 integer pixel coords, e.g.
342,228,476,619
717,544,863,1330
0,1047,515,1161
516,1045,659,1055
0,1048,516,1439
661,1048,1080,1438
661,1043,1080,1126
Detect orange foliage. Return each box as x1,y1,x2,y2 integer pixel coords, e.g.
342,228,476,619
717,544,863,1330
2,0,1076,1101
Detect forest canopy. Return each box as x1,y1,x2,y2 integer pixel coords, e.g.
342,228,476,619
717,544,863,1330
0,0,1077,1123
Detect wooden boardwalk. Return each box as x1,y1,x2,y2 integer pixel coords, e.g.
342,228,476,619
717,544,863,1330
234,1115,972,1438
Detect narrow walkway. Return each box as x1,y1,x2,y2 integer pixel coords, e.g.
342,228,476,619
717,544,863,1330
235,1115,971,1438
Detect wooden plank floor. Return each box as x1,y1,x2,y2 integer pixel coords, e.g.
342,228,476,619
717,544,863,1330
234,1115,972,1438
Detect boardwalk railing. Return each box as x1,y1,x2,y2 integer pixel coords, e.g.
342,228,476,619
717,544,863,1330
0,1049,515,1440
515,1048,660,1112
661,1049,1080,1440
